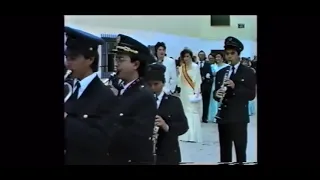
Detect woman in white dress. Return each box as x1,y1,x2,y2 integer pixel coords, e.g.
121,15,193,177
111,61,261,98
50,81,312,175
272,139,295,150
178,49,203,143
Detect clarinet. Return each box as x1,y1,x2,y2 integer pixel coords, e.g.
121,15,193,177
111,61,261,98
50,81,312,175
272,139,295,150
152,125,159,165
215,66,232,120
152,93,160,165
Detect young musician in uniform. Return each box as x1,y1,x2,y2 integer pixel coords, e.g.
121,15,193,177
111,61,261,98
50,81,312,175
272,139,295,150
154,42,177,95
106,34,158,165
214,36,256,163
64,27,124,165
145,63,189,165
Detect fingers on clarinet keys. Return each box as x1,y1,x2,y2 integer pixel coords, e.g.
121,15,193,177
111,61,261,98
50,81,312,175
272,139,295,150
216,88,226,98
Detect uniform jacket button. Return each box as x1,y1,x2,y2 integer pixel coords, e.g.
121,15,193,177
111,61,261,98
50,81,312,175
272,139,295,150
224,105,227,108
149,137,152,140
128,159,131,162
119,113,123,116
83,114,88,118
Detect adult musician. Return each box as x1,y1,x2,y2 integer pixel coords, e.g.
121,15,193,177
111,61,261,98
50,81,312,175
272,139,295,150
106,34,157,165
64,27,122,165
214,36,256,163
145,63,188,165
198,50,214,123
154,42,177,95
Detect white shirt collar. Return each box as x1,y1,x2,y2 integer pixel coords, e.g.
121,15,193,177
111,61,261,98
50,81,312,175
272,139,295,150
232,61,241,72
123,79,137,90
156,91,165,108
73,72,97,98
120,79,137,95
157,91,165,100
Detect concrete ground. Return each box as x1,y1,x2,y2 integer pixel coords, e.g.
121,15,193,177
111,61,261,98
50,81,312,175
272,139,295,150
179,101,257,163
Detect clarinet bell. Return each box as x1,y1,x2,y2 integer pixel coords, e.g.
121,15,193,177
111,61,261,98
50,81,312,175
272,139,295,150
64,82,73,103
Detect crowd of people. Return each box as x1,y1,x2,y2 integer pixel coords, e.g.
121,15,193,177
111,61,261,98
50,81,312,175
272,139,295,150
64,25,257,165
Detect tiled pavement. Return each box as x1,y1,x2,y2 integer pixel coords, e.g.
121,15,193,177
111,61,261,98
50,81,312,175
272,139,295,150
179,103,257,163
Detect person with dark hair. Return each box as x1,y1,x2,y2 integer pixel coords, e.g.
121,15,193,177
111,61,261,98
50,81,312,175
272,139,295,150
198,50,214,123
154,42,177,95
198,50,207,61
214,36,256,163
192,55,198,63
177,49,203,143
208,53,215,64
145,63,188,165
241,58,249,66
64,27,122,165
208,52,229,122
107,34,157,165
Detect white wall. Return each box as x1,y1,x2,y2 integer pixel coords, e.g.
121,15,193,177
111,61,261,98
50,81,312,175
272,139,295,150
65,16,257,77
64,25,256,59
199,15,257,41
65,15,257,41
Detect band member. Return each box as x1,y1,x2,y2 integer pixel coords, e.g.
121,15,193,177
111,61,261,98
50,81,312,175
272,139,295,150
64,27,125,165
106,34,157,165
154,42,177,94
145,63,189,165
214,36,256,163
198,50,214,123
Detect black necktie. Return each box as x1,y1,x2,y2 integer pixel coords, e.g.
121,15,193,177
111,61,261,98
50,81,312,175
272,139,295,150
116,82,124,97
230,66,236,80
70,81,81,100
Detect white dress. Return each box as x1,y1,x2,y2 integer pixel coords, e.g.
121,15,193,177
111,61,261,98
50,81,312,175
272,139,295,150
178,62,203,143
